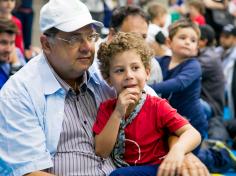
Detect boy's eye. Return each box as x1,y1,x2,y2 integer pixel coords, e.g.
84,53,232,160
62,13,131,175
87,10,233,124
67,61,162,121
132,66,139,71
179,36,186,40
191,39,197,43
114,68,124,73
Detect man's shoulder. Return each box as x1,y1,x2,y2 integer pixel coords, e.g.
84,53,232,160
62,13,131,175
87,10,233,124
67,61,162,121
0,54,50,97
88,69,116,100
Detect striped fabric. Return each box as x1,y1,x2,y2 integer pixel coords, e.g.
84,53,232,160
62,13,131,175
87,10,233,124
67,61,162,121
46,72,116,175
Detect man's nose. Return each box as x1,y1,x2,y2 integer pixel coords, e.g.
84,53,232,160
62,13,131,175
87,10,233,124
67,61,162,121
4,43,14,52
79,39,93,52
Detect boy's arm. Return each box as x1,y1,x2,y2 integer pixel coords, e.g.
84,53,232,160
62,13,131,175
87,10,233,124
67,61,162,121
150,60,201,94
157,124,201,176
94,110,122,158
167,136,210,176
172,124,201,154
94,88,140,158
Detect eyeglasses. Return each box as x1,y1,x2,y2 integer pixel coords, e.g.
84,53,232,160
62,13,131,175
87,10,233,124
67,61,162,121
55,33,100,48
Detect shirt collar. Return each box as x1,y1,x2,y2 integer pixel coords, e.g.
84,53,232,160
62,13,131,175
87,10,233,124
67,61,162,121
0,62,10,75
43,52,101,95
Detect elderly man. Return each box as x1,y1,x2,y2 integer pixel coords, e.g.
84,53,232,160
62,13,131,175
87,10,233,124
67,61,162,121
0,0,209,176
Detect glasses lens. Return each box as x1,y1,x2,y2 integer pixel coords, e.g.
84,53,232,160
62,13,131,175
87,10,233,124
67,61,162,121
69,33,99,47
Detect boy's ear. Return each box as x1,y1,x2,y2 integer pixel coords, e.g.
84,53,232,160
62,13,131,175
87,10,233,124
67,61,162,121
105,76,112,87
166,37,171,48
145,67,151,81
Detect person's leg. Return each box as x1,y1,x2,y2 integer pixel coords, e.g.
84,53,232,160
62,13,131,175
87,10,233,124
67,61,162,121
198,140,236,173
109,165,159,176
22,11,34,50
200,99,213,120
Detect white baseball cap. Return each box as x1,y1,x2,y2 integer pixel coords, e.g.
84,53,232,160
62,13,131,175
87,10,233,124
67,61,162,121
39,0,103,33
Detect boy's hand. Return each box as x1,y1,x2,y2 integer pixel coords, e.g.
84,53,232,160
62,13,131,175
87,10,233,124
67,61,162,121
114,88,140,118
157,144,184,176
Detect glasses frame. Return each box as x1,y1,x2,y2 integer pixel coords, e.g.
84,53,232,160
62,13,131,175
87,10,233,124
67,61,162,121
55,33,100,48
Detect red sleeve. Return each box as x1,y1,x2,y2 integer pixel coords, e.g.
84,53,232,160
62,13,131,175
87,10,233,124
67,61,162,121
195,16,206,26
12,16,24,54
93,99,116,134
156,98,189,133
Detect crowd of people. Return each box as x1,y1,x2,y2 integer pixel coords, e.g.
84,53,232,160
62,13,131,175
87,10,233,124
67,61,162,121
0,0,236,175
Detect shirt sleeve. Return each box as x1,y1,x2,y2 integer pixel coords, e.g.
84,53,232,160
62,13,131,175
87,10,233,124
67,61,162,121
157,98,189,132
0,86,53,176
151,59,202,94
93,100,114,135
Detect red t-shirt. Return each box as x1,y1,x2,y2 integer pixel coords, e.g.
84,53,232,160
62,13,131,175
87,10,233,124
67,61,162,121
93,95,189,165
192,15,206,26
12,16,24,54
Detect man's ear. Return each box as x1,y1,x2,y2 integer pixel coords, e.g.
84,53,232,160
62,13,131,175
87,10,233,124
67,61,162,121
107,28,116,42
40,35,52,55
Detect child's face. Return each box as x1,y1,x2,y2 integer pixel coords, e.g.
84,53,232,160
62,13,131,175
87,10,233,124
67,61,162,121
0,32,15,62
219,33,235,49
188,5,199,17
159,14,168,28
108,50,150,95
169,27,199,58
0,0,15,14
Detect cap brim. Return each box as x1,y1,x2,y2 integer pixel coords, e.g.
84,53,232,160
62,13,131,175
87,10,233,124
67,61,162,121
55,19,103,32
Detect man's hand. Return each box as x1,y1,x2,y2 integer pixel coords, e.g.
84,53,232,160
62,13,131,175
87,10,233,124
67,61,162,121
180,153,210,176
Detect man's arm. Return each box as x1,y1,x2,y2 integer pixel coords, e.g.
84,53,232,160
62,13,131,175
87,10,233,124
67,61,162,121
25,171,55,176
0,84,53,175
203,0,228,9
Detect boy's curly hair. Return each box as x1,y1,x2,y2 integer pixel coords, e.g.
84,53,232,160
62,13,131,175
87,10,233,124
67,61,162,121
97,32,154,81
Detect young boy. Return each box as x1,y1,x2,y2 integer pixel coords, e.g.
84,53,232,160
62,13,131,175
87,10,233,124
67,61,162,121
150,19,208,144
93,32,201,176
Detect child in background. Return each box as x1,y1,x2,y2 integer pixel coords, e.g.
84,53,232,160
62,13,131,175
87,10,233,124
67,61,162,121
150,19,208,146
93,32,201,176
187,0,206,26
0,0,24,55
147,2,169,38
146,2,171,58
151,31,172,58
